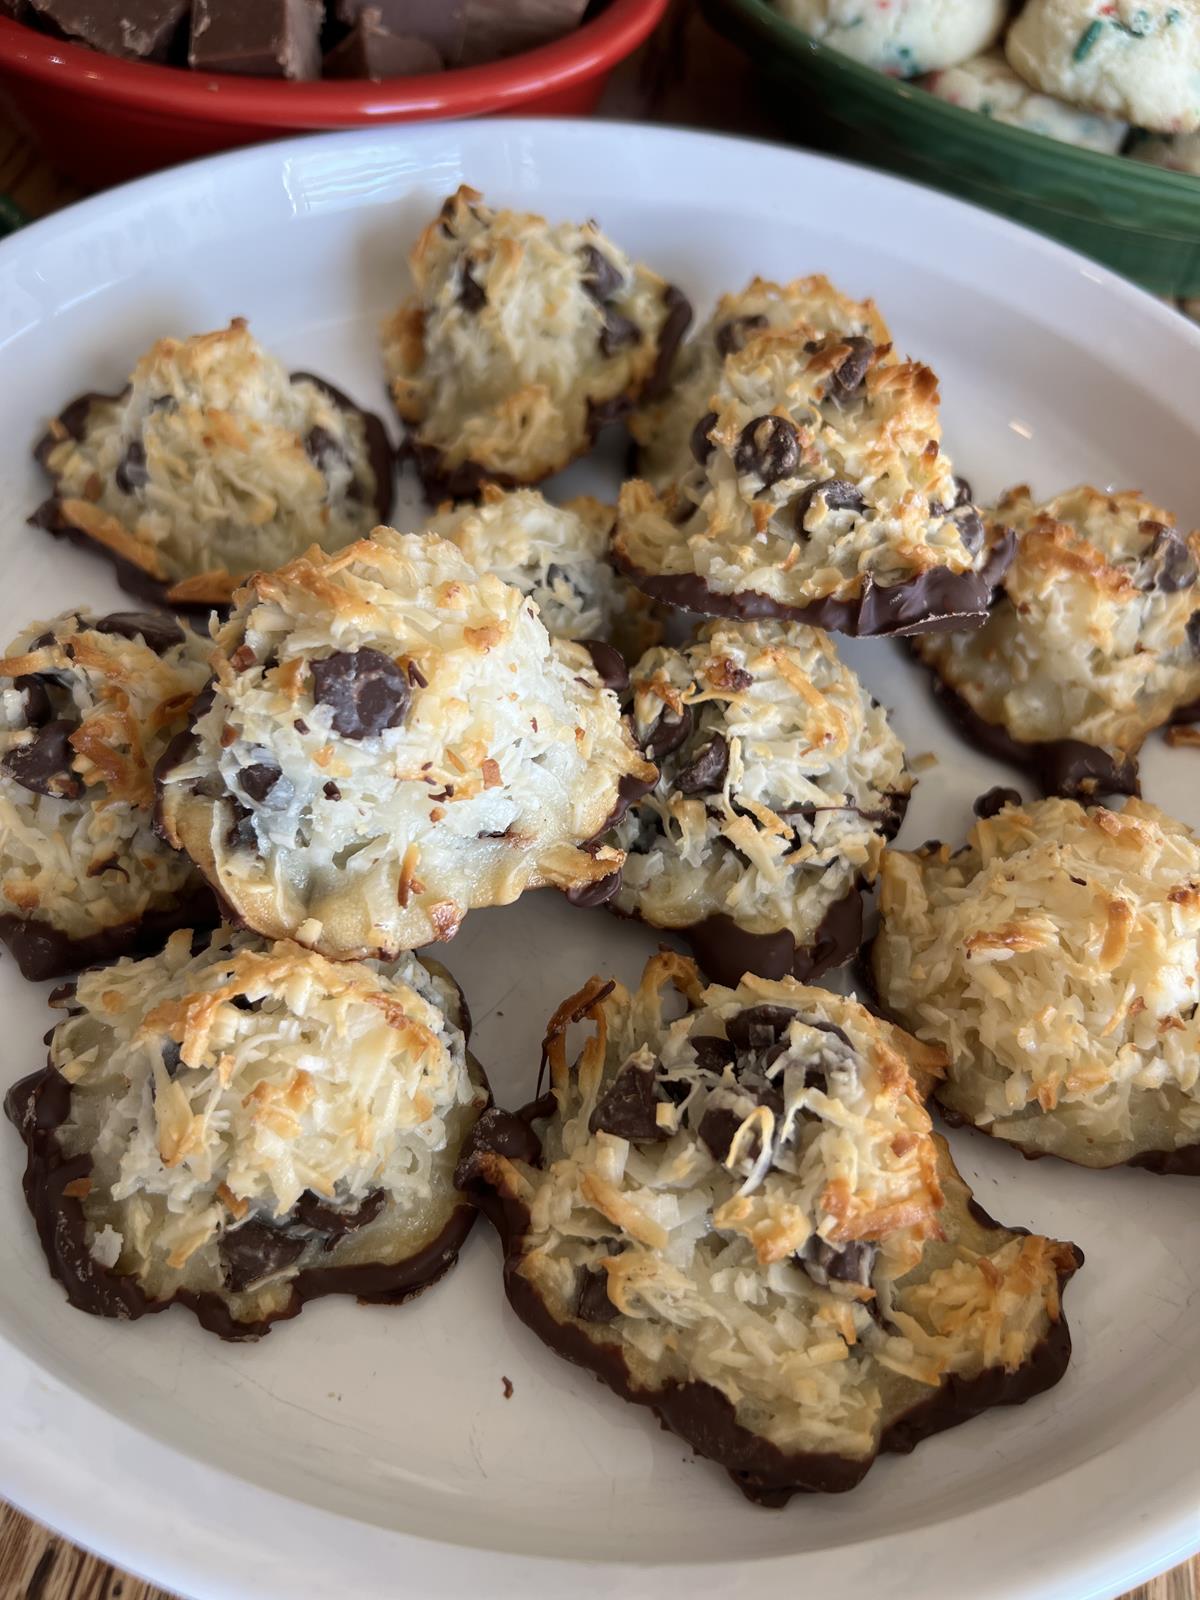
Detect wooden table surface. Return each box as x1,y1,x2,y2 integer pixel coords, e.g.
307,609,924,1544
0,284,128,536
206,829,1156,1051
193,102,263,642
0,7,1197,1598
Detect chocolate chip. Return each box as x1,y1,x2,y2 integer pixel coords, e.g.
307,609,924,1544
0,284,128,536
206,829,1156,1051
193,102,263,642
580,639,629,695
226,799,257,851
2,720,82,799
237,763,283,802
311,648,410,740
826,337,873,407
1189,613,1200,658
798,1237,877,1290
690,410,719,466
114,439,149,494
292,1187,385,1241
458,260,487,313
793,477,865,535
675,732,729,796
974,786,1022,819
93,611,186,654
579,244,623,303
689,1034,737,1074
716,313,767,358
576,1265,619,1323
644,704,693,760
599,307,642,358
698,1102,749,1163
733,415,800,487
161,1039,182,1077
13,675,53,727
951,505,986,558
219,1220,306,1294
323,780,341,801
589,1063,667,1143
1137,523,1196,594
726,1005,796,1052
230,994,262,1012
305,425,348,476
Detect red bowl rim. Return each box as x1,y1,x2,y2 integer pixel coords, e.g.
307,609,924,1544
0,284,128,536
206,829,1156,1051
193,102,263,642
0,0,669,124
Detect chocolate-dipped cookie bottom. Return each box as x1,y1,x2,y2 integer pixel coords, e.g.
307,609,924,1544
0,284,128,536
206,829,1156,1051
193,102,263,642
0,881,218,983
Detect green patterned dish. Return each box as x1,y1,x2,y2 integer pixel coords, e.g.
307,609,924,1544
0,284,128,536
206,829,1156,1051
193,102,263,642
703,0,1200,295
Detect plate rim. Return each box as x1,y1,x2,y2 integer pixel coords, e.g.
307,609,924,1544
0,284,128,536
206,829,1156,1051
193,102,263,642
0,116,1198,1600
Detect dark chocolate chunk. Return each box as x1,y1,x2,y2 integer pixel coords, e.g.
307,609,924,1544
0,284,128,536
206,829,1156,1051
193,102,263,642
114,439,149,495
799,1236,877,1290
599,307,642,358
793,477,866,535
225,799,258,852
733,415,800,487
324,11,445,78
580,639,629,695
716,314,768,359
690,410,718,466
310,647,410,739
1188,612,1200,659
576,1264,619,1323
2,719,82,799
292,1187,385,1240
973,785,1023,819
950,504,986,558
336,0,465,61
579,244,624,303
697,1102,750,1163
458,260,487,313
189,0,323,78
688,1034,737,1074
219,1220,307,1294
13,675,53,728
726,1005,796,1053
230,994,262,1012
1136,523,1196,593
589,1063,667,1143
94,611,185,654
825,336,873,407
237,763,284,803
161,1039,183,1077
304,424,349,478
674,732,729,796
28,0,189,58
323,780,342,801
643,704,693,760
643,285,694,402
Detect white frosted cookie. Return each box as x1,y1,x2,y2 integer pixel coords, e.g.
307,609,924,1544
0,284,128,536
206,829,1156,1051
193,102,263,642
1130,129,1200,171
774,0,1007,74
1006,1,1200,134
33,319,393,611
915,484,1200,796
614,327,1000,637
923,49,1128,150
424,486,658,660
611,619,911,985
383,186,691,496
0,609,213,981
156,530,656,960
5,929,488,1337
631,275,892,491
874,795,1200,1172
459,952,1081,1500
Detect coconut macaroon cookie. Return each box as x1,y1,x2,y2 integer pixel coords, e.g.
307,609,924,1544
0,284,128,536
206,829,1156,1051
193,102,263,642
33,319,393,611
609,620,912,986
424,486,658,660
156,530,656,960
922,50,1129,151
773,0,1007,75
915,485,1200,798
874,796,1200,1173
5,929,488,1338
0,608,214,981
1006,0,1200,134
614,328,1005,637
630,275,893,490
458,953,1081,1500
382,185,691,498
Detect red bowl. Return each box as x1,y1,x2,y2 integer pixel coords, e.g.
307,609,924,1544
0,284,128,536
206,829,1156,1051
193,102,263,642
0,0,669,190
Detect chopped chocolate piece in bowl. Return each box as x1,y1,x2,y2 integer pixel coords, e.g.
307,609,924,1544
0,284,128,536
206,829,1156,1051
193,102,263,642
382,186,691,497
32,319,393,613
0,607,216,981
607,618,912,985
914,485,1200,798
873,794,1200,1172
4,927,489,1338
457,952,1081,1500
188,0,324,78
613,326,1006,637
155,528,656,960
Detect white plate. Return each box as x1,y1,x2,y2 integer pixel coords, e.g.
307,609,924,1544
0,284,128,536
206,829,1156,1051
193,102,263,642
1,120,1199,1600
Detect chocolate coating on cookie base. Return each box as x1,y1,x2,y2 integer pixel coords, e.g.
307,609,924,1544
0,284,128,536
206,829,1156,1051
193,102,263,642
457,1109,1081,1503
32,377,395,615
0,881,219,983
924,675,1140,801
613,532,1015,640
